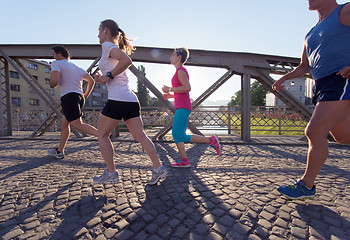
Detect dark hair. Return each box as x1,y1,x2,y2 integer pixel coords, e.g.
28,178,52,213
175,47,189,64
51,45,70,59
100,19,135,55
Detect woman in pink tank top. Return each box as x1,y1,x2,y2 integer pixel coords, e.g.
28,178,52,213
162,48,222,168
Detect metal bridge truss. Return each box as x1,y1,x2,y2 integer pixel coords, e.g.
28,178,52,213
0,44,311,141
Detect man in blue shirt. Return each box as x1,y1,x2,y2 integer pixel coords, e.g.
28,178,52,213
272,0,350,199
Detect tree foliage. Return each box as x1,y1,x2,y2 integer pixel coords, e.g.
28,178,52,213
137,65,149,107
228,90,241,107
228,80,266,107
250,81,267,106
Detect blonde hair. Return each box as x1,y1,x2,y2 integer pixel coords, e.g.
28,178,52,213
101,19,135,55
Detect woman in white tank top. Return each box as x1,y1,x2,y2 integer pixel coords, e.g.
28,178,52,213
92,19,167,185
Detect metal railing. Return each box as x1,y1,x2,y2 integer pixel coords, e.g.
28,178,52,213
8,106,313,136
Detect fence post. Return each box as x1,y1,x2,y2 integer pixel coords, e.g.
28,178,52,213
16,109,19,131
278,106,282,135
228,106,231,134
241,73,251,141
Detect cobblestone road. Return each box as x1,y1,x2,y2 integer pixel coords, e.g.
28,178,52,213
0,134,349,239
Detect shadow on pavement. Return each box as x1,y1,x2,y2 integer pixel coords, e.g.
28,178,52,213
296,204,350,239
0,182,76,239
258,145,350,181
115,142,263,239
0,156,56,181
50,195,107,239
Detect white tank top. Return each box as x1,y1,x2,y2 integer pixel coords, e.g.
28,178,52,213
98,41,138,102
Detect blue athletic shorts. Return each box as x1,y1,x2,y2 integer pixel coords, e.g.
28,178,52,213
172,108,192,144
101,100,140,121
61,92,85,122
312,73,350,105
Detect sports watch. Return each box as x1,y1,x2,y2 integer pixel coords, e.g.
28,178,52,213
106,71,114,79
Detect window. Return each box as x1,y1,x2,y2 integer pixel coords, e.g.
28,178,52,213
299,85,303,91
27,62,38,70
102,85,107,90
10,84,20,91
11,97,21,106
95,83,101,88
45,67,51,73
47,89,54,95
290,81,296,91
29,99,39,105
93,101,104,107
45,78,50,84
28,86,36,93
92,92,101,97
10,71,19,79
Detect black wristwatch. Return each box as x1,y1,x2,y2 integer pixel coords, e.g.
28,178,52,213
106,71,114,79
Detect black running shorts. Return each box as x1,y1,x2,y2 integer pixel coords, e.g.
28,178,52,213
101,100,140,121
61,92,85,122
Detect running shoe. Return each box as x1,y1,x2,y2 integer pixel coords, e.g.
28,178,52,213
93,169,119,184
147,165,168,185
209,135,221,155
171,159,191,168
48,148,65,159
277,179,316,200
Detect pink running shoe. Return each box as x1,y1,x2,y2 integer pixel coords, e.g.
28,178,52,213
209,135,221,155
171,159,191,168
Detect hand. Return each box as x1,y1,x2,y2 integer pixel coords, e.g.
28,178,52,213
337,66,350,79
94,72,101,83
94,72,109,84
163,92,172,100
162,85,170,93
272,78,285,92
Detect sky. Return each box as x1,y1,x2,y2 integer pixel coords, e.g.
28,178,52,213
1,0,348,105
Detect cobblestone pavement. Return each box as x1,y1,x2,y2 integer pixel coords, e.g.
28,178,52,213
0,134,349,240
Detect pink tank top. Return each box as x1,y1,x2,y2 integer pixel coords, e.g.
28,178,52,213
171,66,192,111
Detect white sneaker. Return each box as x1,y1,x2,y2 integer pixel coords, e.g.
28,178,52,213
48,148,65,159
147,166,168,185
93,169,119,184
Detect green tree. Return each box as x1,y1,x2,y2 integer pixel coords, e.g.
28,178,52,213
149,97,165,108
228,90,241,107
228,80,266,107
137,65,149,107
250,81,266,106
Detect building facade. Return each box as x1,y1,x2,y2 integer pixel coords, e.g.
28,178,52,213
2,59,107,111
265,77,314,107
7,59,59,110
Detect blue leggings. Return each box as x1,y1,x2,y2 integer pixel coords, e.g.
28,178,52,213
172,108,192,144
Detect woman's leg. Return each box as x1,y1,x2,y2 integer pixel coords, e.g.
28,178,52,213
172,109,192,159
97,114,120,173
190,135,210,144
172,108,219,156
70,117,98,137
176,142,187,159
125,116,161,169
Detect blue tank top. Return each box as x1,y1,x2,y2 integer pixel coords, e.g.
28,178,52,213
305,3,350,80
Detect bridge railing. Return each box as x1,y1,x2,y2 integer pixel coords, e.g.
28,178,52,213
8,106,313,136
